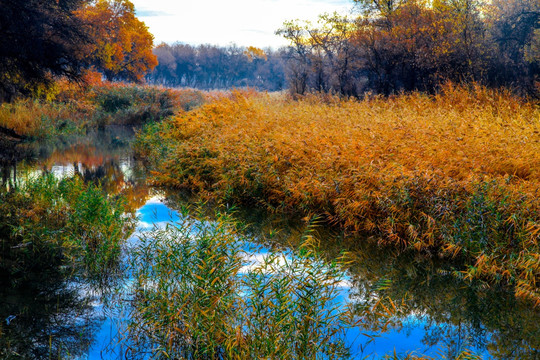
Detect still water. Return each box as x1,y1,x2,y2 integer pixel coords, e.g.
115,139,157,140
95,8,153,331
1,128,539,359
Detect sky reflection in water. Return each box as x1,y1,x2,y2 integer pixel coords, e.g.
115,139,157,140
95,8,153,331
90,197,490,359
3,131,538,359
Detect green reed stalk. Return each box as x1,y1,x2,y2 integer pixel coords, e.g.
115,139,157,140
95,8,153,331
123,213,353,359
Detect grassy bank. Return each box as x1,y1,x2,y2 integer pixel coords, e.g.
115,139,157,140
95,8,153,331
0,82,207,140
136,85,540,304
0,175,136,284
0,174,137,358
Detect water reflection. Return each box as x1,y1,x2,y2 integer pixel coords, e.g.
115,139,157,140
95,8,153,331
1,128,539,359
0,126,151,214
161,195,540,359
343,236,540,359
0,127,152,359
0,136,32,189
0,274,103,359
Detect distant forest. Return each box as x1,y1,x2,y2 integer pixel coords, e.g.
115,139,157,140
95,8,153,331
147,44,287,91
148,0,539,97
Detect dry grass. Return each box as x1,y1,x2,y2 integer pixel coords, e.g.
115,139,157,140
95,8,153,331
0,82,208,139
137,84,540,304
0,99,94,138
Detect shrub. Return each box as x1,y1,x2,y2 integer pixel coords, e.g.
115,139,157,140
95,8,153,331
0,175,135,284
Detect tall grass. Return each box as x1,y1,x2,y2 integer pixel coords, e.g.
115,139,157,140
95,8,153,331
121,213,354,359
0,98,93,138
0,82,207,139
0,175,136,283
118,210,488,359
135,84,540,304
159,198,540,359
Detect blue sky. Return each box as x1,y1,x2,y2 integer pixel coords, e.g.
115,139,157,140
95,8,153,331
131,0,354,48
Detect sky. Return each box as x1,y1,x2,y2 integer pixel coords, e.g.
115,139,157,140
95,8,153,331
131,0,354,49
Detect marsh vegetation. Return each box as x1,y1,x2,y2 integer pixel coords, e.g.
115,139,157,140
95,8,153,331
0,0,539,357
136,85,540,306
0,77,538,358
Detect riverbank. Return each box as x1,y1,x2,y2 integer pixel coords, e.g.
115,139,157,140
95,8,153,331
1,105,538,358
135,85,540,304
0,175,136,285
0,81,209,334
0,81,207,140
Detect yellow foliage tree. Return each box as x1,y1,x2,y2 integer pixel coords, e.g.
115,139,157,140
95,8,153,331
244,46,268,61
76,0,158,82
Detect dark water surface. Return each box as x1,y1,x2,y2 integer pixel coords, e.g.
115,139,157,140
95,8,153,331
1,128,539,359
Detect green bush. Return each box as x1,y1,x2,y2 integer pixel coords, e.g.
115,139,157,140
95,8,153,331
92,85,181,126
0,175,135,284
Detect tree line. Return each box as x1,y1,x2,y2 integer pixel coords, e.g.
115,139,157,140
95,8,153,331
2,0,537,99
278,0,539,96
147,44,287,91
0,0,157,102
146,0,538,97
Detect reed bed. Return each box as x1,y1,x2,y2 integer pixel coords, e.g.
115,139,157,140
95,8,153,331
136,84,540,304
118,211,484,359
121,213,354,359
0,175,136,283
0,98,93,138
0,82,207,139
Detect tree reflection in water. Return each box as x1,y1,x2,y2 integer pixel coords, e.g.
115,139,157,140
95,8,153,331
0,126,151,213
0,273,103,359
0,127,149,358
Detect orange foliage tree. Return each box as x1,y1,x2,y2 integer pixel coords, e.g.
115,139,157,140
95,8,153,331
352,0,489,94
76,0,158,82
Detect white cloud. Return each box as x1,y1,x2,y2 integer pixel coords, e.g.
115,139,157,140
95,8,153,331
131,0,353,48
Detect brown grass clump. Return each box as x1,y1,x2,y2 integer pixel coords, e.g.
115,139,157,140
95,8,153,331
137,84,540,304
0,98,95,138
0,82,208,139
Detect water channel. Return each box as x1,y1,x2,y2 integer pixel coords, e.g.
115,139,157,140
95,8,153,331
1,127,539,359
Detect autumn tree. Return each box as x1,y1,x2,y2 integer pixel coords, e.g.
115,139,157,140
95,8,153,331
0,0,91,101
433,0,489,80
244,47,268,61
353,0,409,17
277,14,361,96
350,0,490,93
76,0,158,82
276,21,313,95
281,0,537,96
486,0,540,93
